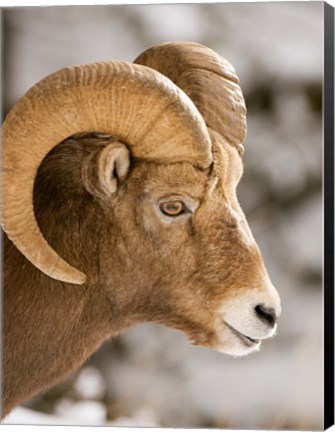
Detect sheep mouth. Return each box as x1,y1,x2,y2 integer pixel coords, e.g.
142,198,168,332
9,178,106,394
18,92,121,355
224,321,260,347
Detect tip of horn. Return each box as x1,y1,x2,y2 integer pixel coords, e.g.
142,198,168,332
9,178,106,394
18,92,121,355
55,269,87,285
70,272,87,285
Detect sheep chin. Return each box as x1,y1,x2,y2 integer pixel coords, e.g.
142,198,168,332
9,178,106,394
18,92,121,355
215,339,262,358
188,327,261,358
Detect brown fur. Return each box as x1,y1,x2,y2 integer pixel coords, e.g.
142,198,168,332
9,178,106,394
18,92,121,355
2,132,267,417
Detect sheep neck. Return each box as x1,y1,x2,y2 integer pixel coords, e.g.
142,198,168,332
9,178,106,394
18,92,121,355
2,139,121,417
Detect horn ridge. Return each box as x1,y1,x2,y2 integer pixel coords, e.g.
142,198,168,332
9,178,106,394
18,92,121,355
134,41,247,150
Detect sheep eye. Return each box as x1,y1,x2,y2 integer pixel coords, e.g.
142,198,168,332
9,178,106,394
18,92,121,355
160,200,186,217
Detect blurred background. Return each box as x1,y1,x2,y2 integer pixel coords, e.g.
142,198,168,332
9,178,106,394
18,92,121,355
1,2,323,429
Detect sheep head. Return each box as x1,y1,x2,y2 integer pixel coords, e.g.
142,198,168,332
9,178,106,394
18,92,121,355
2,42,281,357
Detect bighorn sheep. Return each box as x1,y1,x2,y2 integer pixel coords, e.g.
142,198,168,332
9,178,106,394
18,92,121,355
1,42,281,418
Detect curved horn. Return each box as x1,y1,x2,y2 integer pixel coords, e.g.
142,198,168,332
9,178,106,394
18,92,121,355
2,61,212,285
134,42,247,153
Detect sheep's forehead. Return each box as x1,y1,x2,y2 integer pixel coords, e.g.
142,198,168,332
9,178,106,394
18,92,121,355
132,162,208,198
129,142,243,201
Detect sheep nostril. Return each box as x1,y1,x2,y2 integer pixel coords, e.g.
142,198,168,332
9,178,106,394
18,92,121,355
255,304,277,327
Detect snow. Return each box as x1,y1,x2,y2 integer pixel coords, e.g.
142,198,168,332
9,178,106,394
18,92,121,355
72,366,107,400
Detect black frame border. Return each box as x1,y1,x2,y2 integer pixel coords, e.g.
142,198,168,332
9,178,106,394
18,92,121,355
324,2,334,430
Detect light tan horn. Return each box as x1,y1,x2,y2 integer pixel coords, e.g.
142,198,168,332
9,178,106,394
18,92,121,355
2,61,212,285
134,41,247,154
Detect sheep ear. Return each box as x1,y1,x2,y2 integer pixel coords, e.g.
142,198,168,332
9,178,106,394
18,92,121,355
97,142,130,194
83,142,130,199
